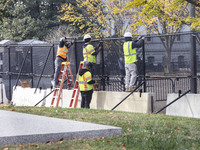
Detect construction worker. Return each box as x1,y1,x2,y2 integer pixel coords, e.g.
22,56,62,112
83,34,102,76
78,61,97,108
51,37,74,88
123,32,144,92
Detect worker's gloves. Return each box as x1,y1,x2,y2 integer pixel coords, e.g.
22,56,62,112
98,42,103,50
137,36,145,40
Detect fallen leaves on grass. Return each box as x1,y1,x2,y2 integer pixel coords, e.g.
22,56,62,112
106,140,113,144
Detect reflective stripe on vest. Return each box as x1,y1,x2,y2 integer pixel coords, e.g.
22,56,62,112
78,71,93,91
56,45,68,59
123,41,137,63
83,44,96,63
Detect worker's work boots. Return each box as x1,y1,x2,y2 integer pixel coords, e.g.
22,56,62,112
125,88,130,92
125,87,136,92
51,80,59,89
129,88,135,91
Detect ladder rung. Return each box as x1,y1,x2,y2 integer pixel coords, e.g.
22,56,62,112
53,96,62,100
58,79,73,82
54,87,60,89
61,62,70,65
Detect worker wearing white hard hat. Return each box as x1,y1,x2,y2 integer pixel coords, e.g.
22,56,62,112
82,34,103,77
124,32,132,37
123,32,145,92
83,34,92,40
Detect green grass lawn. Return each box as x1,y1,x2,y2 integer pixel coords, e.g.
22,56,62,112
0,106,200,150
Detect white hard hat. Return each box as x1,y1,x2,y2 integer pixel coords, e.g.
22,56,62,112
60,37,66,42
124,32,132,37
83,34,91,40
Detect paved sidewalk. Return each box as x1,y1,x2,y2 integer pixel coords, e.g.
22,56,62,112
0,110,122,146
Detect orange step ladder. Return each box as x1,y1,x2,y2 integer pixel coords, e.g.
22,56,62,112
51,62,74,108
69,61,84,108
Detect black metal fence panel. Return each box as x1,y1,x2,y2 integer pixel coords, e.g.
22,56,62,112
0,32,200,101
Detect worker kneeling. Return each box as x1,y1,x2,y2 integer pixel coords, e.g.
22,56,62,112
78,61,97,108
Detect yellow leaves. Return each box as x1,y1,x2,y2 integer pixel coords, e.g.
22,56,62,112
148,17,159,24
190,18,200,30
59,0,107,37
79,24,85,30
124,0,147,9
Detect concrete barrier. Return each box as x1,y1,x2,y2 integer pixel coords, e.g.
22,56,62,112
44,89,81,108
12,86,47,107
0,83,8,103
166,93,200,118
91,91,154,113
12,86,154,113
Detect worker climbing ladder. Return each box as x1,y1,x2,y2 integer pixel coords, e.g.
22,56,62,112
69,61,84,108
51,62,74,108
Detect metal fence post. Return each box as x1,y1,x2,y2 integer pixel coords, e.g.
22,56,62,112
74,38,78,74
30,46,33,88
142,39,146,92
8,46,11,101
190,4,197,93
101,41,105,91
190,32,197,93
52,44,55,78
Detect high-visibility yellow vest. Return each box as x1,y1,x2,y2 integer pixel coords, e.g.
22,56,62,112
78,71,93,91
83,44,96,63
56,45,68,60
123,41,137,63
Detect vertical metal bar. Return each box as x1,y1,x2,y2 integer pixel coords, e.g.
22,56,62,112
53,44,55,76
74,38,78,74
30,46,33,87
142,39,146,92
172,78,175,93
34,45,54,94
151,96,154,113
190,4,197,93
101,41,105,91
8,46,11,102
190,32,197,93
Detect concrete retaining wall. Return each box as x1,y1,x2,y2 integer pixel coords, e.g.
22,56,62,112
12,86,154,113
166,94,200,118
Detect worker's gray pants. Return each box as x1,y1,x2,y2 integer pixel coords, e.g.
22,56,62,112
125,63,137,88
52,58,62,86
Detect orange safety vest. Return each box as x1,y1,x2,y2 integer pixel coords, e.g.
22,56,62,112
56,45,68,60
